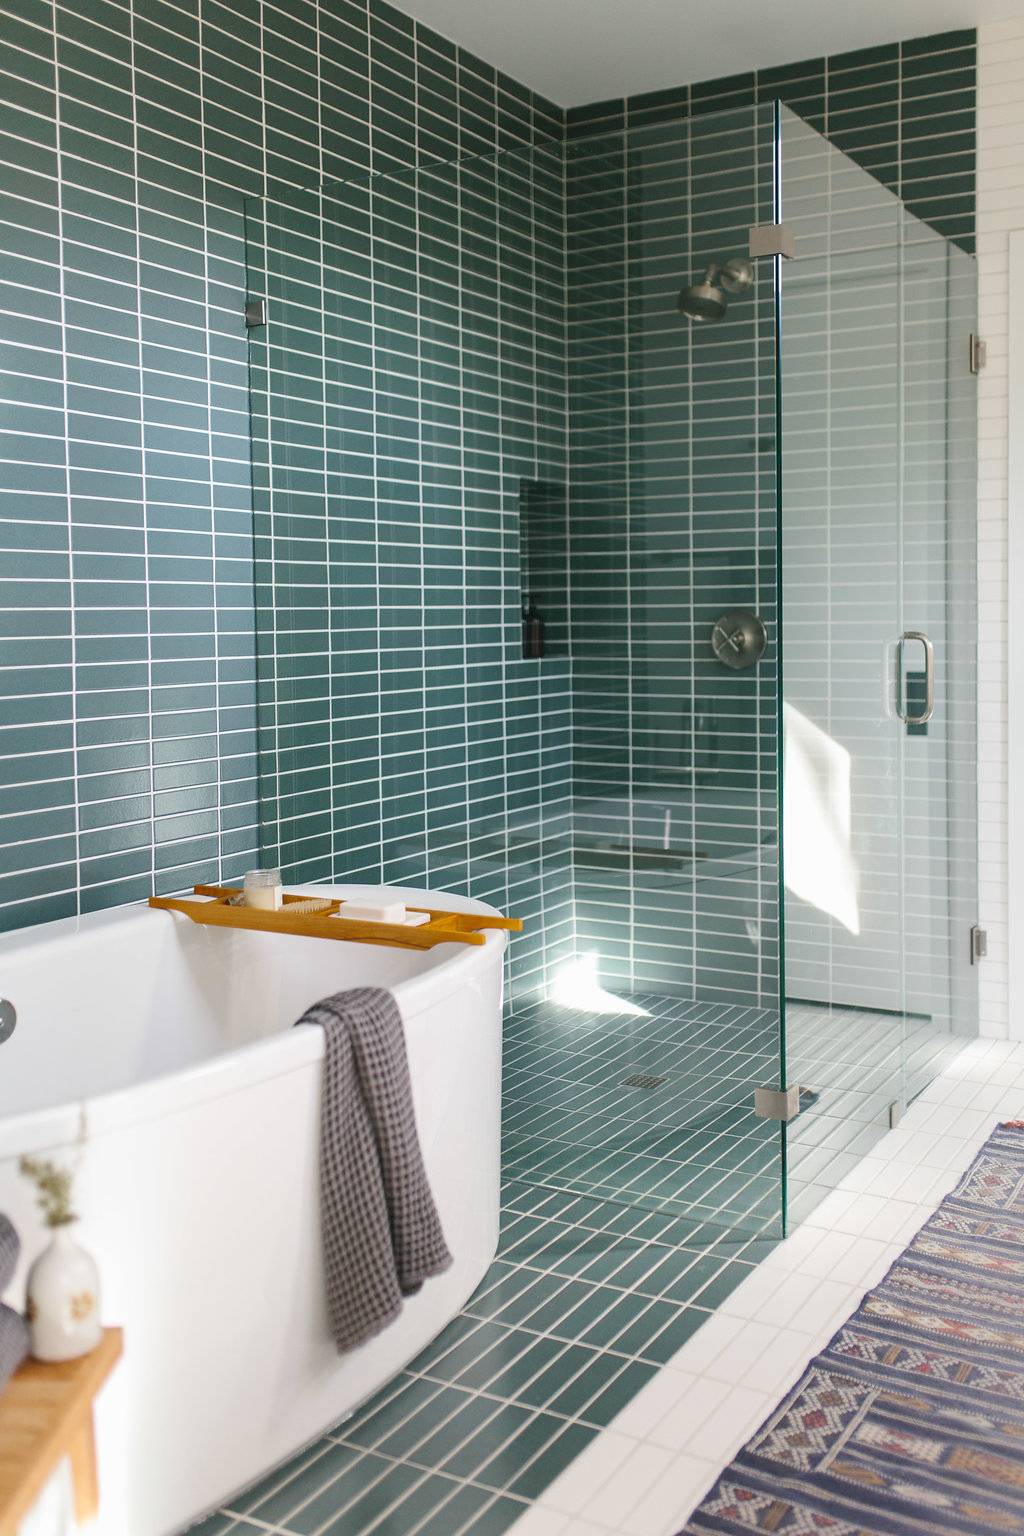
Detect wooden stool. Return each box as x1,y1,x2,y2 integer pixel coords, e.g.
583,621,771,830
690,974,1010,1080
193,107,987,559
0,1328,122,1534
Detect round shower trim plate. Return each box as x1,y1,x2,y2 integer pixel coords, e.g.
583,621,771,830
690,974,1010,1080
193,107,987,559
711,609,768,670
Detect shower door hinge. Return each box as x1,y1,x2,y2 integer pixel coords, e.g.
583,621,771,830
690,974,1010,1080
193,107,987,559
749,223,796,261
754,1083,800,1122
971,924,988,964
969,334,986,373
244,298,266,329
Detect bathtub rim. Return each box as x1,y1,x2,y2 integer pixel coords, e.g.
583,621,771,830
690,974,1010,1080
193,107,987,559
0,882,507,1161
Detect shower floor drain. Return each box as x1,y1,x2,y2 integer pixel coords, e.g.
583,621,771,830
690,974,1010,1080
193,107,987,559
623,1073,666,1090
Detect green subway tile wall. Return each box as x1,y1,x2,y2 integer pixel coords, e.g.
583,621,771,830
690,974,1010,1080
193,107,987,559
566,31,976,253
246,140,574,1000
0,8,975,985
0,0,560,932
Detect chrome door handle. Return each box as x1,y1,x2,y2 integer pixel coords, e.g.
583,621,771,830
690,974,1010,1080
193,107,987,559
896,631,934,724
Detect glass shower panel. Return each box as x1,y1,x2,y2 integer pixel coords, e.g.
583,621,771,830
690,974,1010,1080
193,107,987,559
778,105,978,1223
562,103,785,1235
247,187,334,885
247,103,790,1242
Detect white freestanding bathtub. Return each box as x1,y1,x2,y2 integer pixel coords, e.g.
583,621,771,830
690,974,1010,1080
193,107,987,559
0,883,505,1536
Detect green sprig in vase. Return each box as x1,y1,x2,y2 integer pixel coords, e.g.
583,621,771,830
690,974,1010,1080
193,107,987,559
19,1156,102,1362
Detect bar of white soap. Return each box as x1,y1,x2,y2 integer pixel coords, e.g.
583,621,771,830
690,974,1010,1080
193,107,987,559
335,900,407,924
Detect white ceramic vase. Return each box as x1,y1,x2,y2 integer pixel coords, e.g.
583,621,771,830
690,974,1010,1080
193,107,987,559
26,1227,102,1362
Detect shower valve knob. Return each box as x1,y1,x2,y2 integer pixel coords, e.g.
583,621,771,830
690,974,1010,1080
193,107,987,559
711,610,768,670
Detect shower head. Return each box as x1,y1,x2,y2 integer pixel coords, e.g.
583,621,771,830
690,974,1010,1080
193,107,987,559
679,271,727,321
678,256,754,322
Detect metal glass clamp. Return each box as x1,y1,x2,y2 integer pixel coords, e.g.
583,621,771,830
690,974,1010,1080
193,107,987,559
754,1084,801,1123
748,224,796,260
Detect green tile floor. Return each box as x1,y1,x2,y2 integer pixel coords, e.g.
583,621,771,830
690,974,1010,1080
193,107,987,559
188,1177,772,1536
186,993,957,1535
504,995,962,1228
503,998,784,1231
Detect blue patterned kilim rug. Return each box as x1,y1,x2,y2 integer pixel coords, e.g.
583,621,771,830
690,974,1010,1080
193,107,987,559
679,1121,1024,1536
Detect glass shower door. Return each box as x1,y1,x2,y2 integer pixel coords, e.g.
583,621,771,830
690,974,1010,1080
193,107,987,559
898,215,979,1105
778,105,978,1223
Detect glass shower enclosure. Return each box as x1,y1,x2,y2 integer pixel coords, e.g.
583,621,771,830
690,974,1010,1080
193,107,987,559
245,99,978,1242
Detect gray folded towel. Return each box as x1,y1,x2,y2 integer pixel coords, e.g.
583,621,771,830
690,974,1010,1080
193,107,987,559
295,986,452,1353
0,1304,28,1391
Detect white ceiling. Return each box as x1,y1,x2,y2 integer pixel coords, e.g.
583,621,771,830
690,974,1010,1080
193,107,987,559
397,0,1019,107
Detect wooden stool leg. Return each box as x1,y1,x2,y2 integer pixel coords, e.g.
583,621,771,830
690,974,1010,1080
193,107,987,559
68,1411,99,1525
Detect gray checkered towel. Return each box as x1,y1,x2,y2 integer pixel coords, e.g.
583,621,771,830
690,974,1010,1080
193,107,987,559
0,1305,28,1391
0,1216,26,1392
295,987,452,1353
0,1215,17,1291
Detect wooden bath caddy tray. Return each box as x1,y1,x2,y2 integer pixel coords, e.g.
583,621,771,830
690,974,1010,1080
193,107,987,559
149,885,522,950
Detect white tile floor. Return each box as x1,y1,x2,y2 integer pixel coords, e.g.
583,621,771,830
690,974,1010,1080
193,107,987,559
505,1037,1024,1536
